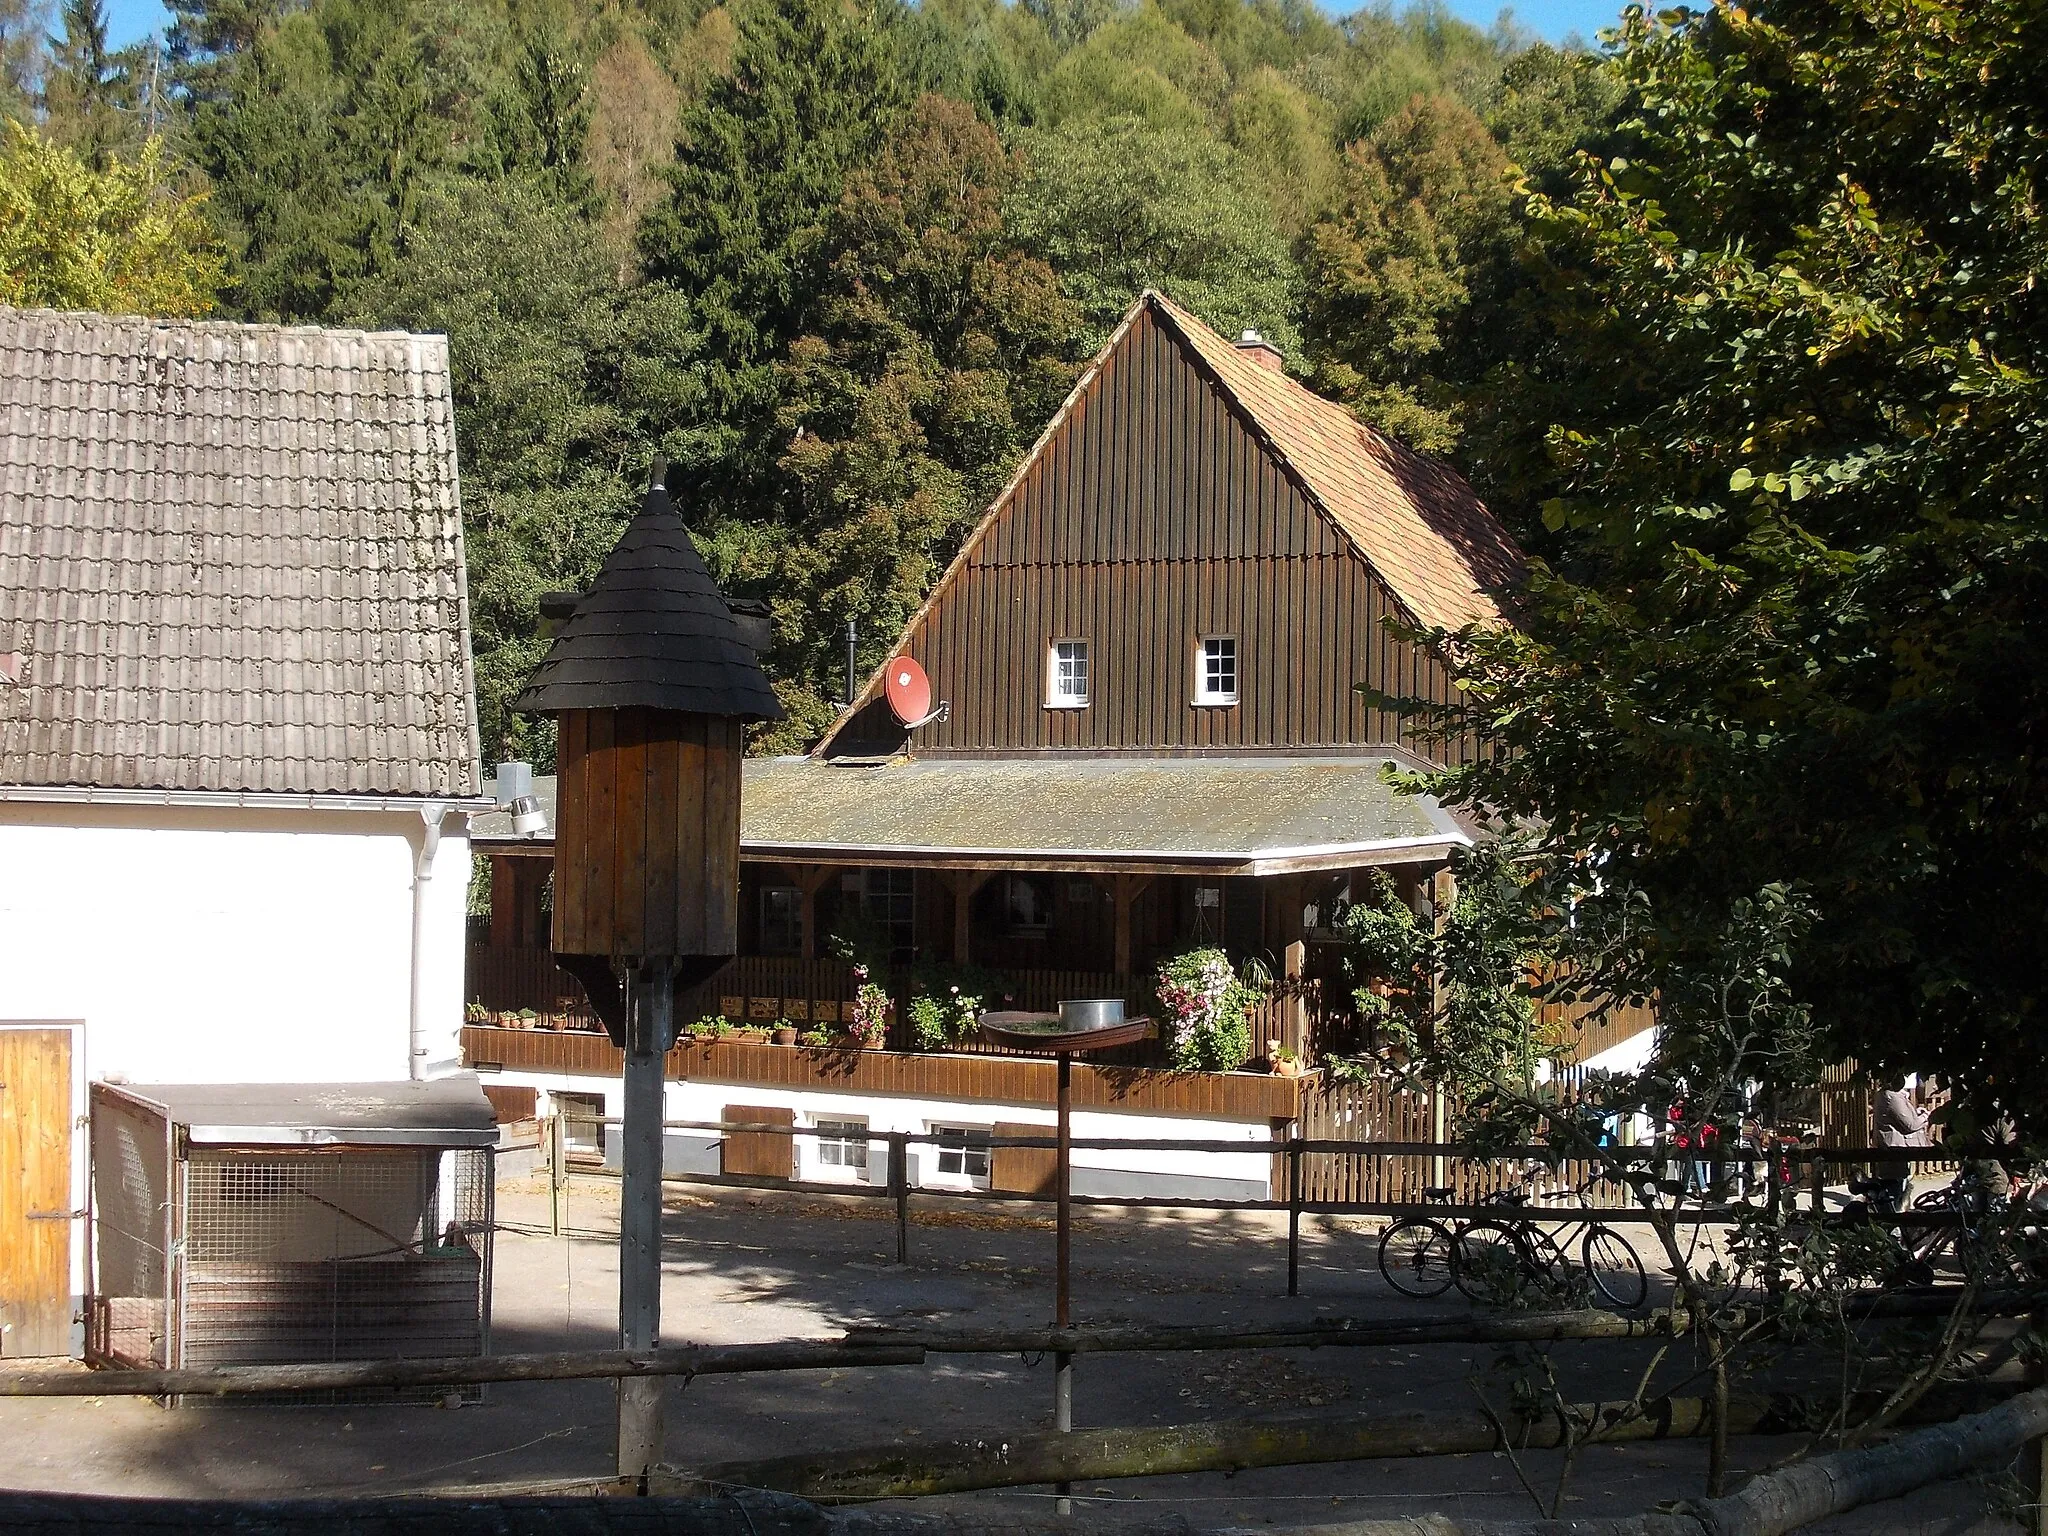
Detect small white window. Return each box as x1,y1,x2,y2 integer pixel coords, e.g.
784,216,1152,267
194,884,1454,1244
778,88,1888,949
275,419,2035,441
930,1125,992,1186
1195,635,1238,706
1047,638,1090,708
810,1117,870,1181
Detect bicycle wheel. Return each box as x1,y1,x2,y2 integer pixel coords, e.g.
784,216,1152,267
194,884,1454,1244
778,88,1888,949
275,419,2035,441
1378,1217,1456,1298
1582,1225,1648,1311
1454,1219,1526,1306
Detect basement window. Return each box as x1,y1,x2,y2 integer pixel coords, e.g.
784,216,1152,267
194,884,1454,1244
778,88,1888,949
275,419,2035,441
810,1117,871,1182
930,1125,992,1187
1195,635,1238,706
1047,638,1090,708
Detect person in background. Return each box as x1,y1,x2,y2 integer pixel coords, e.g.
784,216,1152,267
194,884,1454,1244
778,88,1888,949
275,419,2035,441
1874,1076,1934,1208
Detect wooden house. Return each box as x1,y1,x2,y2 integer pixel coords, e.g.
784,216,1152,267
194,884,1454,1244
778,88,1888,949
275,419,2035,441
463,292,1549,1201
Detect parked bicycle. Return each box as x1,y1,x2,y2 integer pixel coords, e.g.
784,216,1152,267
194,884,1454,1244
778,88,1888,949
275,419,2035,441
1377,1182,1649,1311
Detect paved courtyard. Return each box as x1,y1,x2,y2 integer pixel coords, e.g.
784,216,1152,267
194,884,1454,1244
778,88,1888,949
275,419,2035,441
0,1171,2018,1532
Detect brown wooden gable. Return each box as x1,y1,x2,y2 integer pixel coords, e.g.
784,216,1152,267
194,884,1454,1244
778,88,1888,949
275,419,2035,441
820,300,1477,763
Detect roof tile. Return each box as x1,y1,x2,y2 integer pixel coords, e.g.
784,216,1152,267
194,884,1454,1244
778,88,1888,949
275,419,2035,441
0,306,479,796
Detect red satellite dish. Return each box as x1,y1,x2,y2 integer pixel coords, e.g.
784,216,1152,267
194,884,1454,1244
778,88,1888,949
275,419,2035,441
884,655,933,725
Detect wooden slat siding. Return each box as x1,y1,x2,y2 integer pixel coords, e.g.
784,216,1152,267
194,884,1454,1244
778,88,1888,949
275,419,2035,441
643,727,680,958
552,712,587,953
459,1027,1300,1120
481,1085,538,1123
612,707,649,953
856,306,1476,763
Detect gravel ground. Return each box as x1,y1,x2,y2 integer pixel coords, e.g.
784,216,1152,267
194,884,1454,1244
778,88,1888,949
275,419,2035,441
0,1169,2020,1532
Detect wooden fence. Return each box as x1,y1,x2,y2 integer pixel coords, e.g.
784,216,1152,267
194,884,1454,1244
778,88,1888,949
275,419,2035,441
1294,1076,1645,1209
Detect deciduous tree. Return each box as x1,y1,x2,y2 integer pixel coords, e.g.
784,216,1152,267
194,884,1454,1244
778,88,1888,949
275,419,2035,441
0,122,224,314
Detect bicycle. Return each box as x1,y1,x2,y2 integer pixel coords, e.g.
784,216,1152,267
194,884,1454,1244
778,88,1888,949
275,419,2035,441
1453,1183,1650,1312
1376,1186,1462,1298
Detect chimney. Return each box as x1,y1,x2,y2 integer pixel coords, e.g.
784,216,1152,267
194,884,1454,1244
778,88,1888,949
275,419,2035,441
1235,328,1284,372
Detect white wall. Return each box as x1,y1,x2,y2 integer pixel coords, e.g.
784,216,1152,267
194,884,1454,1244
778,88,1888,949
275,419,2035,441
498,1069,1278,1201
1,799,472,1314
0,799,471,1087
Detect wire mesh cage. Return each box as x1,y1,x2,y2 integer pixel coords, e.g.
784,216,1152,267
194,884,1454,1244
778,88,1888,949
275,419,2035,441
88,1082,497,1405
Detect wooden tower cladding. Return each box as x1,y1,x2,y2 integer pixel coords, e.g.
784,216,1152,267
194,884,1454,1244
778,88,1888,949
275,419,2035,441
550,707,743,963
514,475,781,1013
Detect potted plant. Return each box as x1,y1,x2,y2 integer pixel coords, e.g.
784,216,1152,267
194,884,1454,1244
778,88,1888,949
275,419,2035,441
1267,1041,1302,1078
799,1027,831,1048
772,1020,799,1046
465,1000,491,1025
512,1007,540,1031
845,966,892,1050
1155,949,1260,1072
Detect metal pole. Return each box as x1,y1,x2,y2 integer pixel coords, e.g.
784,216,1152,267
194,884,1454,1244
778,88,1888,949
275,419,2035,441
549,1109,566,1238
1287,1138,1303,1298
618,963,673,1485
890,1134,910,1265
1055,1051,1073,1514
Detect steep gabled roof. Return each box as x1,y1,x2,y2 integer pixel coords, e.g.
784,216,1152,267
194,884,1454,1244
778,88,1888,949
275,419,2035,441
512,479,783,721
1148,292,1523,632
0,306,479,798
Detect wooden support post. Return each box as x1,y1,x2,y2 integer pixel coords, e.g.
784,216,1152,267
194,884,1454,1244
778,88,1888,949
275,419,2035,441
890,1134,910,1265
942,871,992,966
1111,875,1152,977
1811,1147,1827,1217
618,963,674,1485
789,864,835,961
1287,1137,1303,1298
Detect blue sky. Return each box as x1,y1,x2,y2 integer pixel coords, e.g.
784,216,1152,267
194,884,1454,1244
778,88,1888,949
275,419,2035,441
103,0,1626,51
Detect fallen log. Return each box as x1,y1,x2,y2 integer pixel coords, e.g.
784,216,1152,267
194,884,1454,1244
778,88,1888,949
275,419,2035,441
672,1384,2017,1502
0,1341,925,1399
670,1394,1741,1499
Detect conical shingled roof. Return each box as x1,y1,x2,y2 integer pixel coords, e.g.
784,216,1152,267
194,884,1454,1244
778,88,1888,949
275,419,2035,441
512,482,784,720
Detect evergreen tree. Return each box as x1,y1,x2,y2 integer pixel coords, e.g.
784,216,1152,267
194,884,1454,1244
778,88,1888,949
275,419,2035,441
41,0,146,166
733,92,1082,743
164,0,286,100
640,0,909,376
0,0,46,126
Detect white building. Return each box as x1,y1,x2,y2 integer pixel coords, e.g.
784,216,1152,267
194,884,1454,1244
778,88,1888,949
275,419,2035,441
0,307,486,1356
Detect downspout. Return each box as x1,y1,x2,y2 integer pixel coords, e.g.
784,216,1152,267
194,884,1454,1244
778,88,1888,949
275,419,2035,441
411,804,453,1081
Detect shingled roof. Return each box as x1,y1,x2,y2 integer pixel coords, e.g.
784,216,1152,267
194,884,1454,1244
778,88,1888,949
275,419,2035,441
1147,292,1523,632
0,307,480,798
512,480,783,721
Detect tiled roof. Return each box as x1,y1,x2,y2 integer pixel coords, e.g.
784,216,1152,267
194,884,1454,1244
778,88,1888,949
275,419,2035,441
1148,292,1524,632
0,306,479,797
512,479,783,721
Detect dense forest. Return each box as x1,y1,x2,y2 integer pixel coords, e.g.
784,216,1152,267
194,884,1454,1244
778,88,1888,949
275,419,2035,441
0,0,1620,758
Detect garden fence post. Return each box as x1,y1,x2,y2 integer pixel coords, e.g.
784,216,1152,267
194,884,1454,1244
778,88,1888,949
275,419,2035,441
549,1108,566,1238
1810,1148,1827,1217
890,1133,910,1265
1287,1137,1304,1298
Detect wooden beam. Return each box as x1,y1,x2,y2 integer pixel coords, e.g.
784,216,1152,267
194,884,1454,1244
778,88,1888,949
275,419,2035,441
1111,874,1153,975
930,870,994,965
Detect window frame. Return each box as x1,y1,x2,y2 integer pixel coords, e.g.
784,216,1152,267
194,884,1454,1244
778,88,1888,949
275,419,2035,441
927,1124,993,1188
807,1116,871,1183
1046,637,1091,709
1193,633,1239,707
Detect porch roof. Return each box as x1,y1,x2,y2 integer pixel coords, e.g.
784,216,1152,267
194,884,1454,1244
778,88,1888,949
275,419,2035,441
474,755,1467,873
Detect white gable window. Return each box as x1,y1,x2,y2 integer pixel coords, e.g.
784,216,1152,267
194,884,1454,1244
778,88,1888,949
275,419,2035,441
1195,635,1238,706
1047,638,1090,708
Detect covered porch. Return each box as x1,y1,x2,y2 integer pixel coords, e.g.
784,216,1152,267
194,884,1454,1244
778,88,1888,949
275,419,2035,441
469,752,1470,1065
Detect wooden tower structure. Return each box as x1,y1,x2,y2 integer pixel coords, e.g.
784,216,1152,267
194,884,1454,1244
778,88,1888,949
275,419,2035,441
514,469,781,1480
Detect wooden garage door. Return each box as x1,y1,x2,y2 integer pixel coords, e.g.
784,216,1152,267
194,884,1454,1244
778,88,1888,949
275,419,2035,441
0,1028,72,1357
